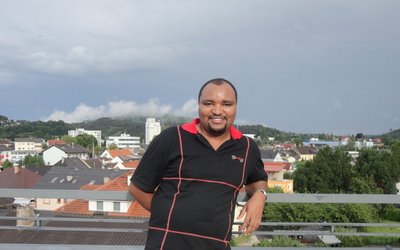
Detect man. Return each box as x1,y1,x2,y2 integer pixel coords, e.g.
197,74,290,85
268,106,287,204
129,78,268,250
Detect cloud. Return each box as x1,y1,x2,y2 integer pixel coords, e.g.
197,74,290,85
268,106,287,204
174,99,198,117
42,98,197,123
0,70,15,85
23,44,191,75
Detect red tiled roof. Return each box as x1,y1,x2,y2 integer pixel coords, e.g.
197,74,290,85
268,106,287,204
109,149,133,158
47,140,67,145
263,162,287,172
56,170,150,218
122,160,140,169
0,167,42,188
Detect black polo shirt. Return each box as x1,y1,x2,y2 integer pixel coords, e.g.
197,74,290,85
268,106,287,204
131,119,268,250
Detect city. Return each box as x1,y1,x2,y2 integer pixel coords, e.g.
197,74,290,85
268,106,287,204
1,115,400,248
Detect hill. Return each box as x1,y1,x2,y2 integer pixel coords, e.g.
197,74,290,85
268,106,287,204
0,115,293,142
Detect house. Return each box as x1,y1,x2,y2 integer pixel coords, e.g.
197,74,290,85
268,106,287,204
260,148,283,162
56,170,150,218
264,162,286,181
42,144,90,166
273,143,296,151
279,149,300,164
0,139,13,148
47,139,67,147
295,145,318,161
100,148,136,164
14,138,45,152
264,161,294,193
0,149,39,164
68,128,102,145
113,160,140,170
32,166,129,211
53,157,105,169
105,133,141,149
0,166,45,189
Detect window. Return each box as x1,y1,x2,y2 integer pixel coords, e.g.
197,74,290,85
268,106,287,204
113,202,120,212
96,201,103,211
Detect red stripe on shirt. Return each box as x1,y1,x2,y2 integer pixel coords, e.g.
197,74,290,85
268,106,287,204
224,136,250,242
162,177,241,190
160,126,185,250
150,226,230,245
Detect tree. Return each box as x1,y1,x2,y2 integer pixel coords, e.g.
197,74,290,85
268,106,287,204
293,147,353,193
355,133,364,140
75,134,98,149
355,148,399,194
23,154,45,167
1,159,13,169
108,143,118,150
60,135,77,144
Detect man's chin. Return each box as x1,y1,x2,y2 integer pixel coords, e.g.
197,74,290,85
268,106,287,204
208,125,228,137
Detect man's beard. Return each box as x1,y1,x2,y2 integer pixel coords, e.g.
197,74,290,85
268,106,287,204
205,123,228,137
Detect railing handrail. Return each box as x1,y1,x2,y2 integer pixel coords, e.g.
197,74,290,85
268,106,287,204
2,188,400,249
2,188,400,204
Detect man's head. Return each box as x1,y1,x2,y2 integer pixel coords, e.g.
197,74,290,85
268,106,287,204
198,78,238,103
197,78,237,137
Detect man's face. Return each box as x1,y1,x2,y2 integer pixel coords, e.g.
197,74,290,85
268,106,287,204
198,83,237,137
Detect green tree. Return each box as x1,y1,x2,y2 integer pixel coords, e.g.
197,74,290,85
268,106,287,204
349,176,381,194
355,148,399,194
108,143,118,150
1,159,13,169
60,135,77,144
293,147,353,193
75,134,98,148
22,154,45,167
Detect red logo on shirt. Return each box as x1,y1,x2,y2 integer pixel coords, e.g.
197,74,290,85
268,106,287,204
231,155,244,163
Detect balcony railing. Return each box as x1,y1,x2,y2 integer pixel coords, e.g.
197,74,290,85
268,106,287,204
1,188,400,250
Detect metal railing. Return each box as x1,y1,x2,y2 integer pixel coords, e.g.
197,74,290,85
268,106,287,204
1,188,400,249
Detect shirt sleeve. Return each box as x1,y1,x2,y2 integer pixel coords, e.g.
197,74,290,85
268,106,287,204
130,128,174,192
245,139,268,185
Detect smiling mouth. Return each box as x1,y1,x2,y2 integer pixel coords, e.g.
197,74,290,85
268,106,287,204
209,117,227,124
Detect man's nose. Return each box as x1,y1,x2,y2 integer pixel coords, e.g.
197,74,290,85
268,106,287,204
212,105,223,115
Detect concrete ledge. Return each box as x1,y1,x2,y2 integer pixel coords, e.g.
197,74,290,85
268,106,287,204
0,244,398,250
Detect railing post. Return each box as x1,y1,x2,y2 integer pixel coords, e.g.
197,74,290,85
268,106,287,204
35,213,41,230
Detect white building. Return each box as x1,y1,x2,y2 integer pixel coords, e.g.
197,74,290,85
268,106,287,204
68,128,102,145
14,138,44,152
42,144,90,166
0,150,38,164
105,133,140,149
145,118,161,145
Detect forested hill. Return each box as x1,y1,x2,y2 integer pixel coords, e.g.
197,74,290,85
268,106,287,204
2,114,399,143
381,128,400,144
0,115,291,142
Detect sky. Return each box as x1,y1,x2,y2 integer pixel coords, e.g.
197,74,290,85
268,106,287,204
1,0,399,135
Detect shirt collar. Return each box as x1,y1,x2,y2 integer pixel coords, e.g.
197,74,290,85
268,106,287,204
181,118,242,140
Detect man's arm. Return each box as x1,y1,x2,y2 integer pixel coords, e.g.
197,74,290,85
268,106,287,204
129,183,154,211
236,180,268,234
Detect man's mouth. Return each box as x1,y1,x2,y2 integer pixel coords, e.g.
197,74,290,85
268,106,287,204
209,117,226,124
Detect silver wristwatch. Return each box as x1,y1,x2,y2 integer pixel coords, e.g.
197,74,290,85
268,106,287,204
256,189,268,200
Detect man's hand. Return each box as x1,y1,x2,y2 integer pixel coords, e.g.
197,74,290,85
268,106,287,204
236,191,266,235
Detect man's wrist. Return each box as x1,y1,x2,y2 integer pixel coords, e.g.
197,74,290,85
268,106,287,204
255,189,268,200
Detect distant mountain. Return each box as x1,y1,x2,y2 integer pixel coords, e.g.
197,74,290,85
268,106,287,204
381,128,400,144
2,114,397,144
0,115,192,141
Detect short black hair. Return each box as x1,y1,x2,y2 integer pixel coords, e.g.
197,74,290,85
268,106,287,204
198,78,238,103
